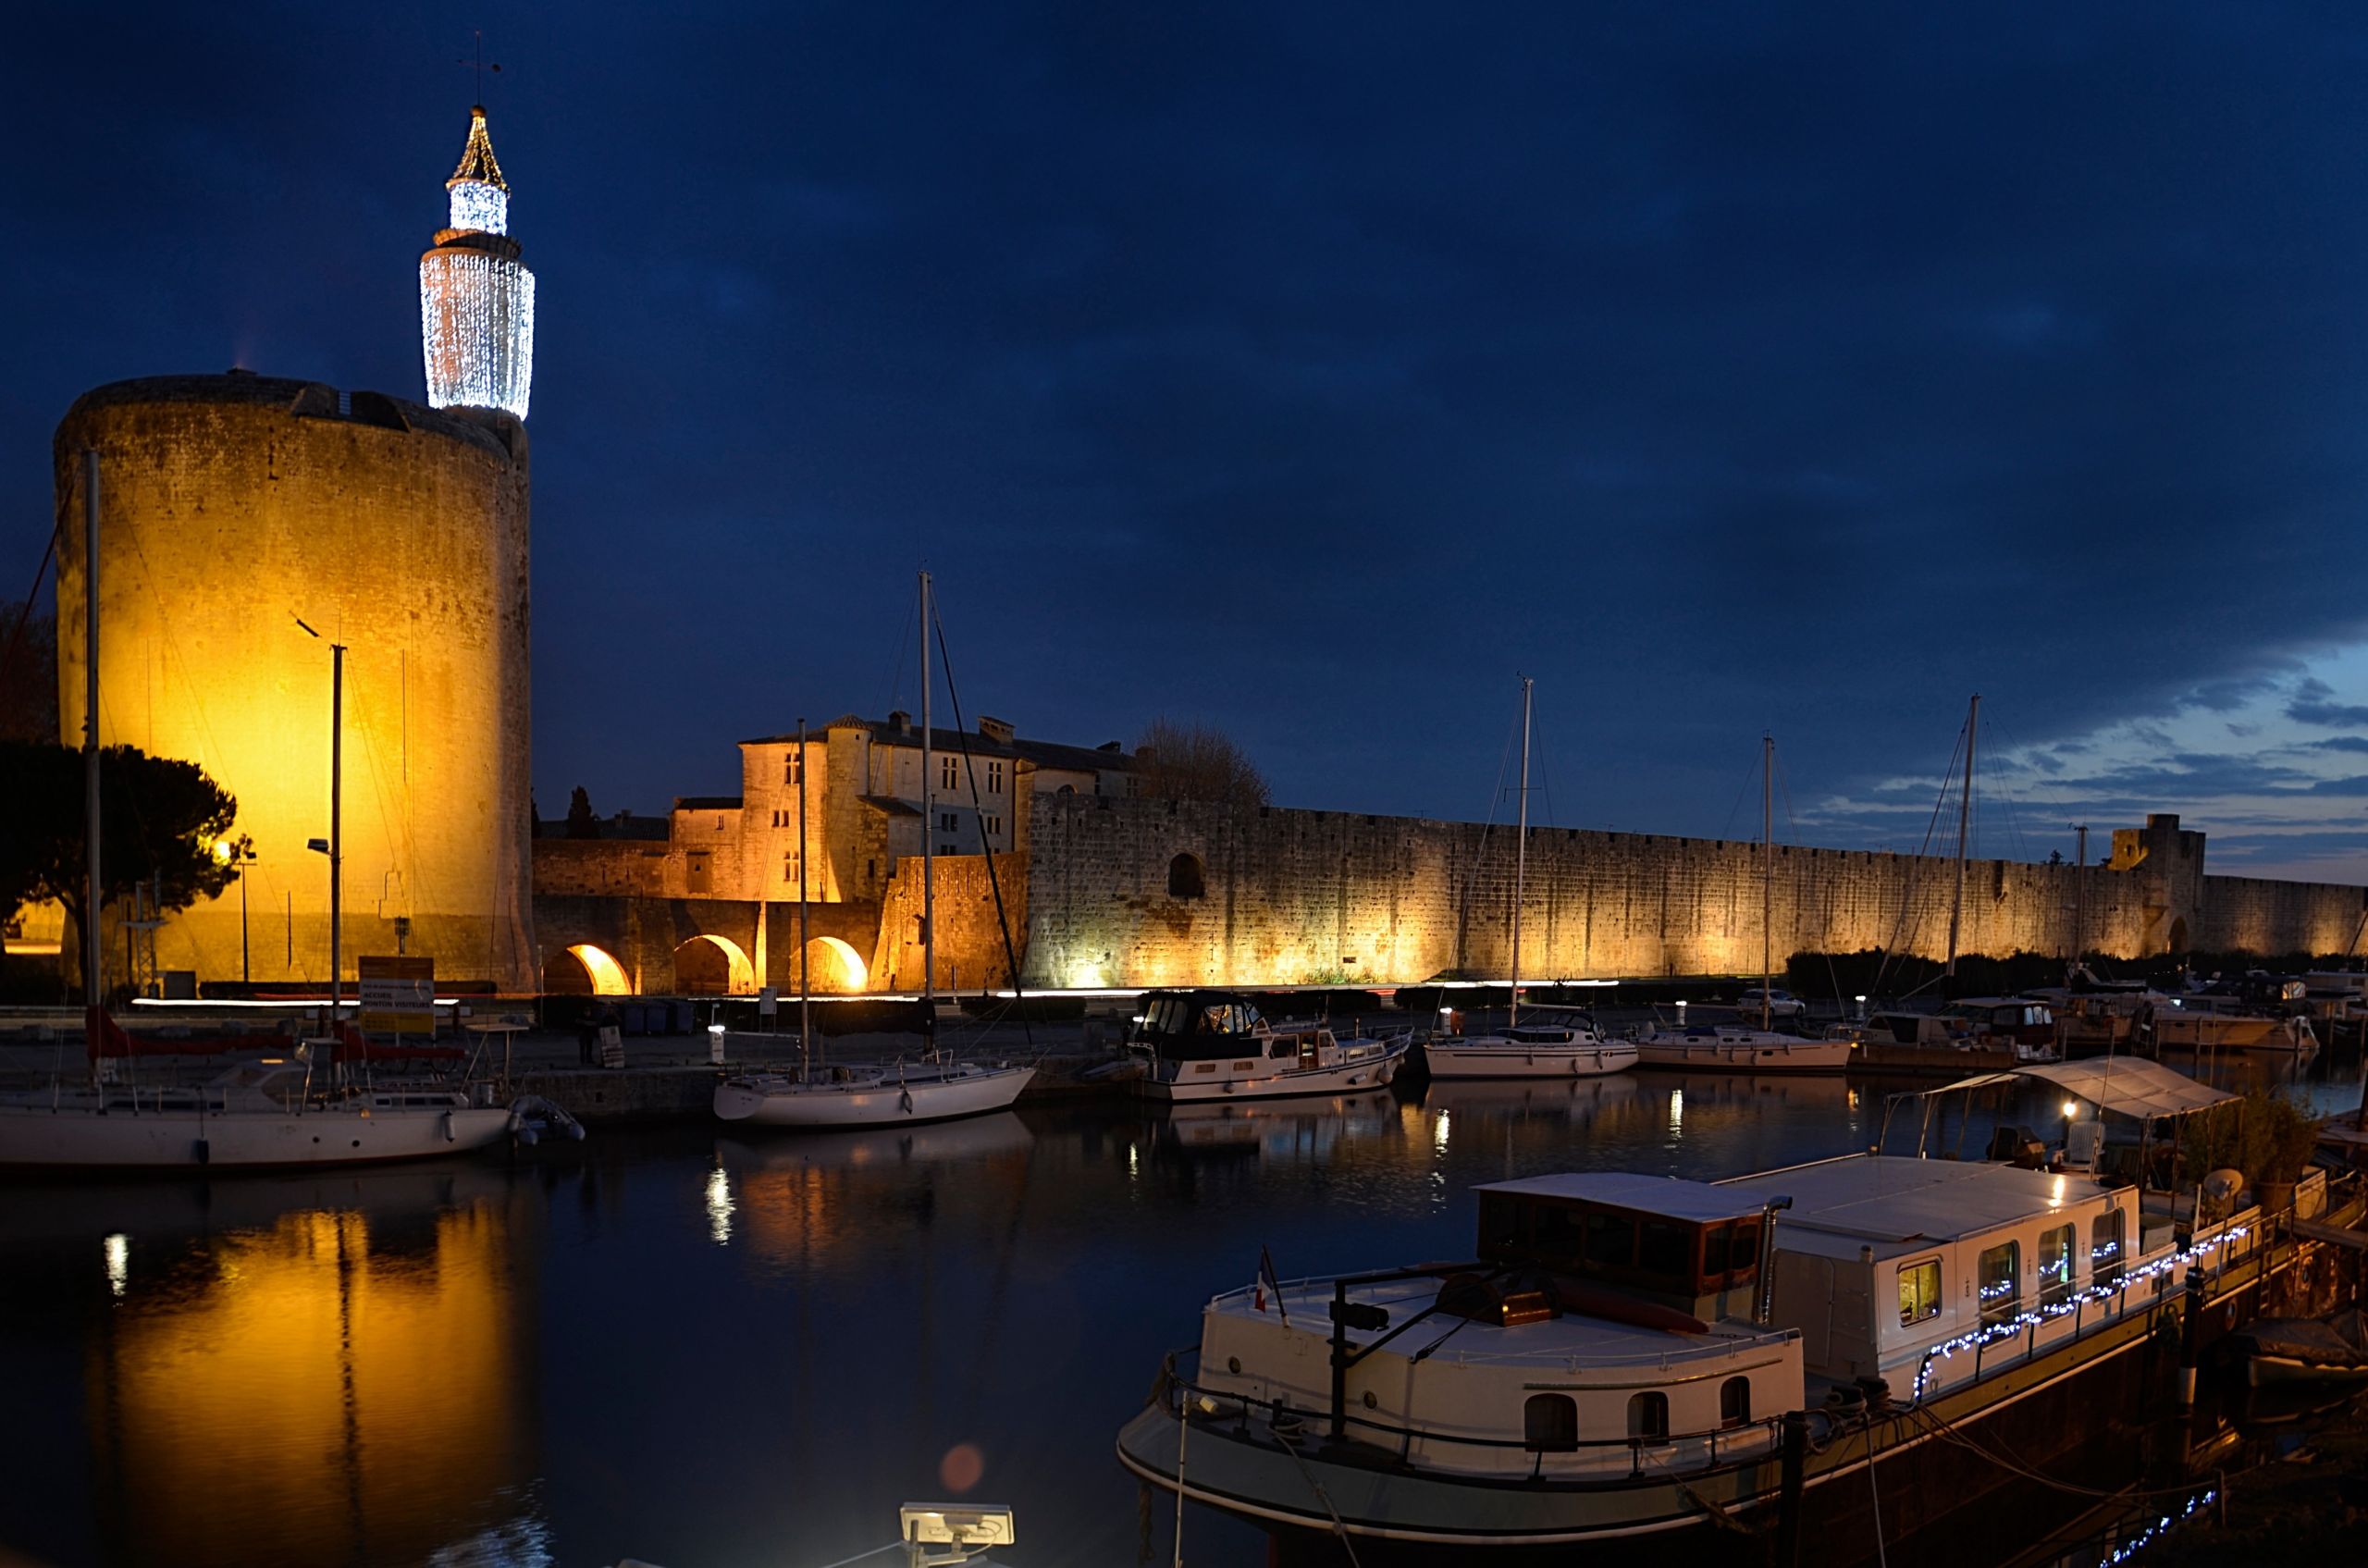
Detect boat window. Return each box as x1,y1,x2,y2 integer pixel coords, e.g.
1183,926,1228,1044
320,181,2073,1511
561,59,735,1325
1627,1391,1670,1442
1897,1257,1942,1327
1977,1241,2021,1327
1479,1193,1525,1255
2039,1223,2077,1306
1268,1038,1293,1059
1720,1377,1751,1429
2090,1208,2126,1289
1523,1393,1579,1453
1636,1218,1691,1281
1530,1202,1582,1260
1583,1211,1634,1270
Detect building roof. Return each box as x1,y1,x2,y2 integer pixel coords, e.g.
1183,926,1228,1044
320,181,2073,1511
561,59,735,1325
742,715,1138,773
858,794,921,817
673,795,743,811
1474,1172,1770,1225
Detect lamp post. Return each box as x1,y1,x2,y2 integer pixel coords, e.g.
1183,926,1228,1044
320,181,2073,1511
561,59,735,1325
296,619,344,1029
211,838,257,984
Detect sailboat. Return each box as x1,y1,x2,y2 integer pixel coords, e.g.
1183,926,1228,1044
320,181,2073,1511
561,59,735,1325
0,452,555,1171
1631,733,1853,1073
713,571,1035,1130
1423,678,1638,1081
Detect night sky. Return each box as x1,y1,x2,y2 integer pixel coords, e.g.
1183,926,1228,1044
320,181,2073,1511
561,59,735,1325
9,6,2368,880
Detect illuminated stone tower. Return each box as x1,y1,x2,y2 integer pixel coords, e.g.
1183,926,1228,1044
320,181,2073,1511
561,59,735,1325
421,106,535,418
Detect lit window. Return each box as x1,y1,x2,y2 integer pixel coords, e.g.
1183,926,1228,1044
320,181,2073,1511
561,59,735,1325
1977,1241,2020,1327
1898,1258,1942,1327
2039,1223,2076,1307
2091,1209,2126,1289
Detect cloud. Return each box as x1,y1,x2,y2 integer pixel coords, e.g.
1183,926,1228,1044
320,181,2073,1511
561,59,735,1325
2286,678,2368,728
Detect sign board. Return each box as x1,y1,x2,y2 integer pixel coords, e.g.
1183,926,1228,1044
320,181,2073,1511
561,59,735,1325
358,956,436,1034
758,985,779,1017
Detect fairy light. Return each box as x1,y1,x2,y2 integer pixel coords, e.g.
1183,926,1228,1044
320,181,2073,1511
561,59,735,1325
420,106,533,419
2102,1488,2215,1565
1912,1227,2251,1401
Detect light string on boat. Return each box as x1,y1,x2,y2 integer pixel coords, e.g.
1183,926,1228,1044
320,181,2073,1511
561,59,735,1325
1911,1226,2250,1401
2100,1488,2216,1565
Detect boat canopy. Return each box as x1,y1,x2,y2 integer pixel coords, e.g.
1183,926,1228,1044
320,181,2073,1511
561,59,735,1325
1930,1057,2234,1120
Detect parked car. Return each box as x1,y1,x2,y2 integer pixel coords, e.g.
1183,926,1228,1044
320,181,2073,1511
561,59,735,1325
1737,987,1807,1019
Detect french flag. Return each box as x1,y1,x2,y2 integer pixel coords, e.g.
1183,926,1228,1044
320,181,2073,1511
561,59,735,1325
1254,1245,1289,1327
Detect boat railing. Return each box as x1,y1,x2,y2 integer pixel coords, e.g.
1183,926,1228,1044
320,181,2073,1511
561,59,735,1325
1155,1351,1785,1480
1906,1206,2271,1404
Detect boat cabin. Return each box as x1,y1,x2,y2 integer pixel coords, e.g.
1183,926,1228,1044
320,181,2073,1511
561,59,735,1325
1128,991,1275,1059
1474,1172,1773,1324
1729,1155,2139,1383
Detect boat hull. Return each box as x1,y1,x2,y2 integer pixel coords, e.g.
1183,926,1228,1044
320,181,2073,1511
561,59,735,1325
1141,1047,1404,1104
713,1065,1035,1128
0,1104,517,1171
1632,1036,1854,1073
1423,1042,1638,1080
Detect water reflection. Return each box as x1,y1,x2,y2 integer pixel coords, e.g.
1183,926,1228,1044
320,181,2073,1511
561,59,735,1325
0,1166,545,1568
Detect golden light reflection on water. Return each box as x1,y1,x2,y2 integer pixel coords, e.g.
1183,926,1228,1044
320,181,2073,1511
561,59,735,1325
91,1197,538,1568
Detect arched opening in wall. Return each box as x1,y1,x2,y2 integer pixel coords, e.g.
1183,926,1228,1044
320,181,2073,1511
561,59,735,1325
1168,852,1206,899
800,935,870,994
546,944,632,996
674,933,756,994
2167,917,2189,954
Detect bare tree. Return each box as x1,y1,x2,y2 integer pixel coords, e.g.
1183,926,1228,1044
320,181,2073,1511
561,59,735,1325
1134,717,1271,807
0,608,57,744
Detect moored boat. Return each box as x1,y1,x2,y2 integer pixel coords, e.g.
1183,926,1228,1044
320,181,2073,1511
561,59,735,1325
712,1059,1034,1128
1117,1058,2281,1550
1424,1018,1638,1080
0,1051,550,1171
1631,1023,1855,1073
1127,990,1408,1103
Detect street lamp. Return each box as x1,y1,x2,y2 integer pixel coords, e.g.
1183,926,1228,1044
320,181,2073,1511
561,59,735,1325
214,838,258,984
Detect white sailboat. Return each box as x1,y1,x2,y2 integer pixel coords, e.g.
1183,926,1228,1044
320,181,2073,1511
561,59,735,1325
1633,734,1853,1074
1426,678,1638,1081
713,571,1034,1130
0,452,559,1172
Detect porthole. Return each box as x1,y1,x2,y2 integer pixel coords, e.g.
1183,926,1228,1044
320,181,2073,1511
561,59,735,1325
1363,1391,1378,1409
1227,1356,1240,1374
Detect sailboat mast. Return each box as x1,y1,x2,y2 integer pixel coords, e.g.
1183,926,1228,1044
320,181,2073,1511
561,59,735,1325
1946,692,1980,978
328,642,344,1029
797,719,811,1075
1762,732,1773,1031
1510,676,1532,1030
81,451,102,1080
2070,821,2088,984
919,571,935,1023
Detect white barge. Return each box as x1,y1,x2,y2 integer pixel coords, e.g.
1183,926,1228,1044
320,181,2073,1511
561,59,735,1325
1117,1060,2285,1550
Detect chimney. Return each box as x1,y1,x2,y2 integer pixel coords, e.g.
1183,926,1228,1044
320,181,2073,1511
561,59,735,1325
1097,740,1123,753
979,715,1016,747
888,710,911,735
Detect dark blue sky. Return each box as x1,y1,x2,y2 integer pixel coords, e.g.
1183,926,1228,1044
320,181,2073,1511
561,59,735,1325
10,5,2368,877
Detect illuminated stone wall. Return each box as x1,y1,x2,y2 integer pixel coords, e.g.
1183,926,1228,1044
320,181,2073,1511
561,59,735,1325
1018,796,2363,987
870,853,1030,992
56,374,534,989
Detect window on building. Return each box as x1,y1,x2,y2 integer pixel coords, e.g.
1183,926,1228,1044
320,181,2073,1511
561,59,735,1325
988,760,1005,794
1898,1257,1943,1327
986,815,1002,837
941,755,958,791
785,752,801,785
865,858,876,883
2039,1223,2077,1307
783,853,798,883
1168,853,1206,899
1627,1391,1669,1442
939,812,958,832
1977,1240,2021,1327
2091,1209,2126,1290
685,852,711,895
1523,1393,1579,1452
1720,1377,1751,1429
940,843,957,856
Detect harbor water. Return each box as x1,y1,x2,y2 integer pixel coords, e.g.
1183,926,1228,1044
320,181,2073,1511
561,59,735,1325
0,1053,2357,1568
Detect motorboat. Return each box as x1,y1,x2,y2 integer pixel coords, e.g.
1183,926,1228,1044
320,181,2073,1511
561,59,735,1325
2223,1310,2368,1389
1837,1002,2059,1074
1631,1022,1855,1073
713,1058,1034,1129
1424,1013,1638,1080
1117,1057,2278,1548
1126,990,1409,1103
0,1050,559,1171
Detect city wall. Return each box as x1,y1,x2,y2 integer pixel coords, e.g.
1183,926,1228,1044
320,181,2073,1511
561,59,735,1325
1018,797,2368,988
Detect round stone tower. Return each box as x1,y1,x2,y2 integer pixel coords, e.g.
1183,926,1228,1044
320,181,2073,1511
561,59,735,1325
54,375,534,990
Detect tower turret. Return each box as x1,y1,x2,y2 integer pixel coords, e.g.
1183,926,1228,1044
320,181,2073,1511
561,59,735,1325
420,105,536,418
